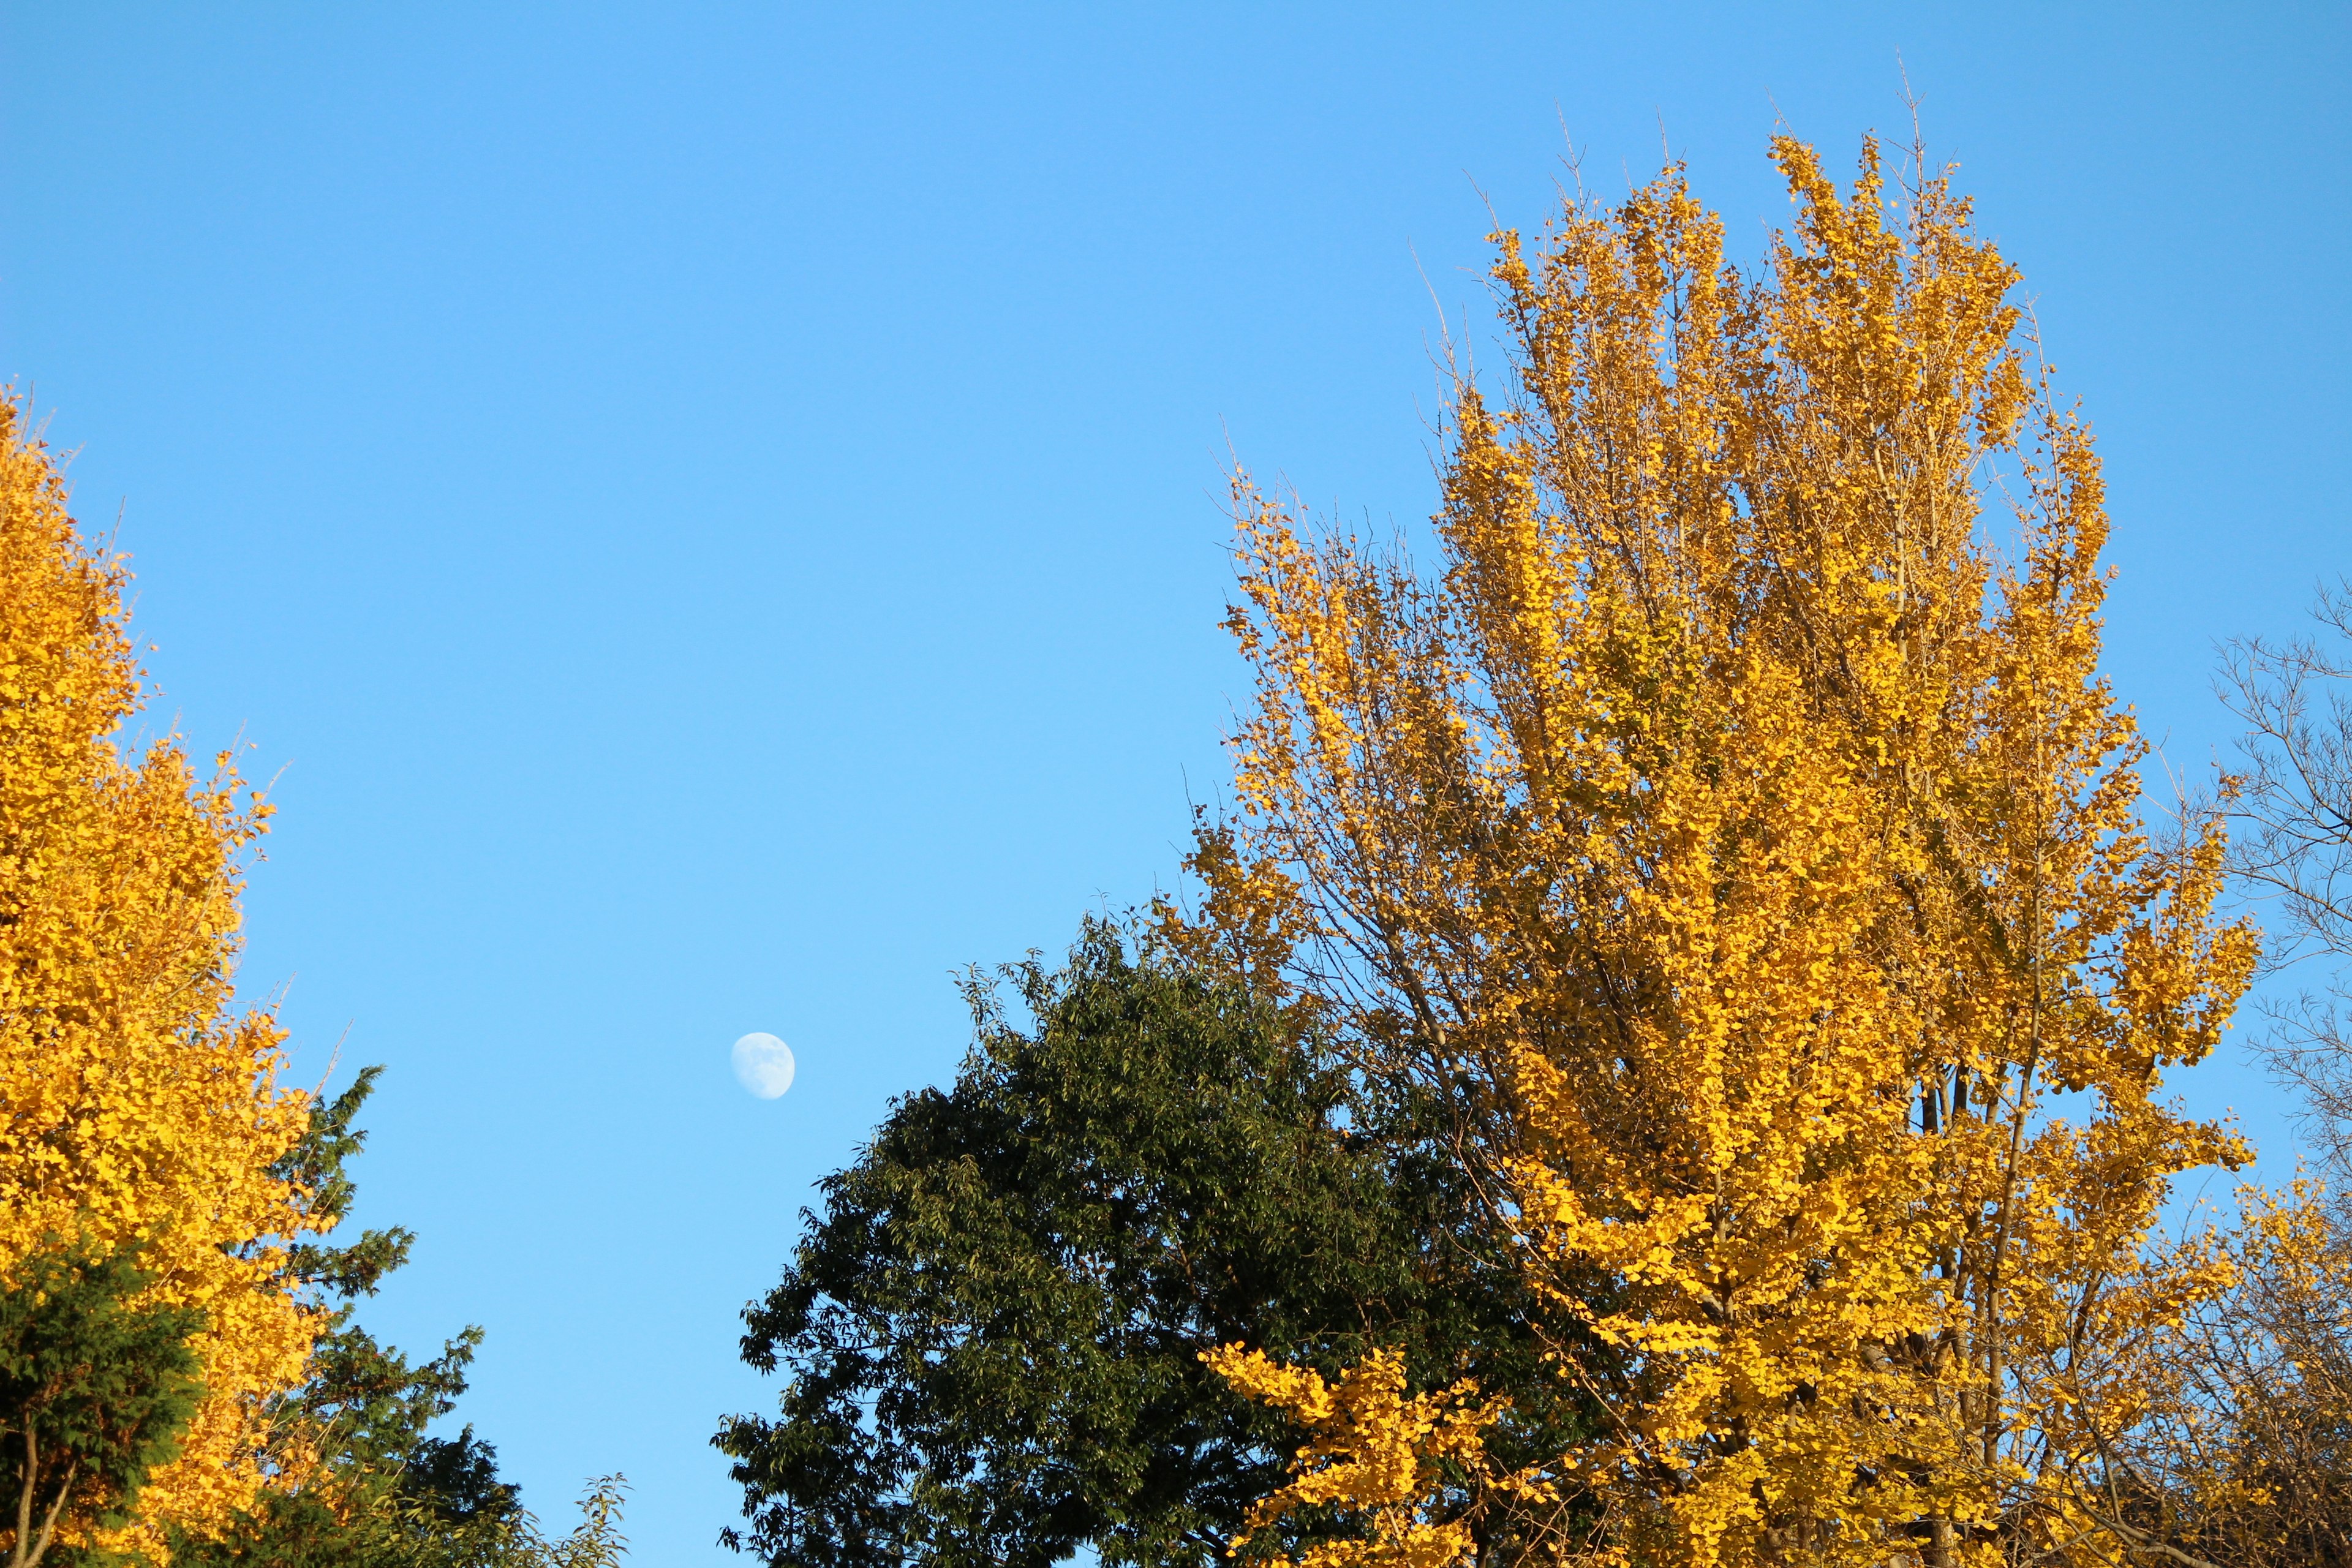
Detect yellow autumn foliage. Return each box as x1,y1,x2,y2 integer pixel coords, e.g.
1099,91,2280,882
0,395,318,1557
1203,136,2258,1567
1204,1346,1517,1568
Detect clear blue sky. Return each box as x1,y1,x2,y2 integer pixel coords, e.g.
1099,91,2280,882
2,2,2345,1558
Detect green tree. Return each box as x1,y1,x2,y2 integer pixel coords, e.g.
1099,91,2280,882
0,1243,203,1568
714,918,1583,1568
376,1474,630,1568
171,1069,521,1567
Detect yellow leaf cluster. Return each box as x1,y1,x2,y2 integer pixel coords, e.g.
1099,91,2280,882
2094,1178,2352,1562
0,396,320,1557
1205,1345,1514,1568
1207,138,2257,1566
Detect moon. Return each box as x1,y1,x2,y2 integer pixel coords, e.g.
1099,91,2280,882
731,1032,796,1099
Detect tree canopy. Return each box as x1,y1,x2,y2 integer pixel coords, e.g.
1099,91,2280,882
0,1243,204,1568
1197,135,2256,1567
169,1066,526,1568
717,919,1584,1568
10,114,2351,1568
0,393,320,1558
0,394,619,1566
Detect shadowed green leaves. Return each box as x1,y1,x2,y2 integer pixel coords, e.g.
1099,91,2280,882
0,1243,204,1568
716,918,1581,1568
171,1069,524,1568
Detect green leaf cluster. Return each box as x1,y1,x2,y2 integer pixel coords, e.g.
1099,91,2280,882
0,1243,205,1567
715,918,1581,1568
170,1070,525,1568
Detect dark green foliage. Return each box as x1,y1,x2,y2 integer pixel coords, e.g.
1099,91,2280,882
0,1243,204,1567
715,919,1578,1568
172,1069,521,1568
275,1068,498,1501
373,1473,629,1568
402,1428,518,1528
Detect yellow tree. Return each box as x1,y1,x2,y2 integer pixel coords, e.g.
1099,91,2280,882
0,396,320,1558
1202,137,2255,1567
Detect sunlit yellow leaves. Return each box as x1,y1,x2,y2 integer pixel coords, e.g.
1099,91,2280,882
1205,1346,1514,1568
1204,135,2253,1566
0,394,321,1558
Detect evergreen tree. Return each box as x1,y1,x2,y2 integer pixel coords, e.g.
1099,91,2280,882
0,1244,204,1567
715,919,1585,1568
172,1069,521,1567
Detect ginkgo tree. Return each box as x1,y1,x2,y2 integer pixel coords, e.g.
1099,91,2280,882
1194,135,2258,1568
0,394,322,1559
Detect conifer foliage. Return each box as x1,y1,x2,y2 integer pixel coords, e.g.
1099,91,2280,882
0,1244,204,1567
168,1068,527,1568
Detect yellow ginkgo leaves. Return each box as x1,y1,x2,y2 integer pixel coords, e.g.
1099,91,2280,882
0,394,324,1558
1205,1346,1517,1568
1201,137,2257,1567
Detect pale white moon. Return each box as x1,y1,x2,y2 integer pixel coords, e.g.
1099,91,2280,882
731,1032,796,1099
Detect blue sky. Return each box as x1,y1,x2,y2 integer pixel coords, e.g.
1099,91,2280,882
2,2,2346,1558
